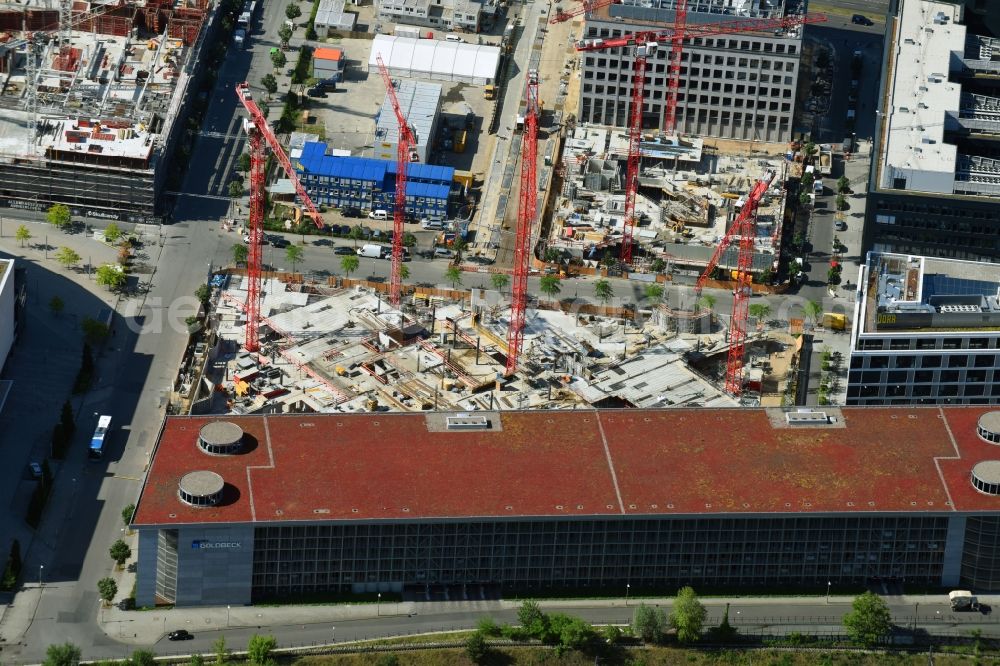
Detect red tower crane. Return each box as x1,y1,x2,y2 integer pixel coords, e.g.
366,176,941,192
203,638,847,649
694,170,776,396
235,82,324,352
571,12,826,263
505,69,540,376
375,55,415,308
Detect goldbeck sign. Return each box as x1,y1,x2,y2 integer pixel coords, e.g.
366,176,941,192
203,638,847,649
191,540,242,550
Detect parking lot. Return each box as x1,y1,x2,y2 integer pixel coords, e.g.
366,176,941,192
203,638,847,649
290,36,497,177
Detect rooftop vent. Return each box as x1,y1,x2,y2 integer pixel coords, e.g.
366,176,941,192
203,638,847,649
198,421,243,455
178,470,225,507
446,414,490,430
785,410,830,425
972,461,1000,495
977,412,1000,444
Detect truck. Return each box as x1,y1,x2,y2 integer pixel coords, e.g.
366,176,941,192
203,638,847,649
822,313,847,331
851,50,863,76
949,590,980,611
483,84,497,100
357,244,386,258
233,28,247,49
818,144,833,176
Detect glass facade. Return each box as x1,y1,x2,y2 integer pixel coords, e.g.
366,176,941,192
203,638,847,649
961,517,1000,589
251,515,949,599
155,529,179,603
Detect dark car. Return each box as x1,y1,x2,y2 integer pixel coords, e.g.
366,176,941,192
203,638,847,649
468,255,495,265
267,235,290,248
306,87,325,98
168,630,193,641
334,246,355,255
851,14,872,25
342,207,363,218
118,598,135,611
835,220,847,231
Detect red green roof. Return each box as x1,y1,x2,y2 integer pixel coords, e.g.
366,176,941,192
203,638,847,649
133,407,1000,527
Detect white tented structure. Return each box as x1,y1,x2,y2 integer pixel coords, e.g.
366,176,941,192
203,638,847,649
369,35,500,86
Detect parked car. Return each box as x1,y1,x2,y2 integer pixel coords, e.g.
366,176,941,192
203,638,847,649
117,598,135,611
306,87,325,97
29,462,42,479
421,219,444,231
168,630,194,641
835,220,848,231
467,255,494,265
243,233,267,245
342,207,363,218
334,246,355,255
267,235,290,248
434,247,454,258
851,14,872,25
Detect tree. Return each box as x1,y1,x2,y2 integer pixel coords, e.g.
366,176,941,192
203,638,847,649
836,175,851,194
748,303,771,324
232,243,248,265
55,247,82,269
130,650,155,666
491,272,509,292
270,50,286,69
349,225,364,247
285,3,301,18
517,600,548,638
81,317,110,343
122,503,136,528
49,295,65,315
697,294,716,312
228,180,244,199
236,153,251,172
552,614,596,650
46,203,71,229
95,264,126,291
195,283,212,305
246,634,277,665
594,278,613,305
632,603,666,643
110,539,132,568
465,631,489,664
104,222,123,243
284,244,304,273
644,283,664,301
543,247,561,263
278,24,293,43
539,274,561,300
803,141,817,157
340,253,359,277
44,643,82,666
800,172,814,191
261,73,278,96
213,636,229,666
651,258,666,273
843,591,891,647
400,263,410,280
15,224,31,247
190,655,206,666
798,190,812,206
97,577,118,605
802,299,823,324
669,586,707,644
836,193,849,211
445,265,463,289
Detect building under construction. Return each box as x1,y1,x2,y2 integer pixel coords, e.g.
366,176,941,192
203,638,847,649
0,0,212,222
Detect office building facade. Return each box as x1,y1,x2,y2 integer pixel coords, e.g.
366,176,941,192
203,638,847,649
848,252,1000,406
578,0,803,141
134,408,1000,606
863,0,1000,261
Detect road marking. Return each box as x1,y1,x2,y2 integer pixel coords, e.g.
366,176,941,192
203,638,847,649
112,474,143,481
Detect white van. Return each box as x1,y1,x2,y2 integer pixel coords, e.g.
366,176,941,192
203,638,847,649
369,209,388,220
421,219,444,230
445,34,463,42
357,244,384,258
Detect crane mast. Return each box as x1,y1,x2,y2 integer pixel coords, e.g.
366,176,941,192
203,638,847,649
505,69,540,376
375,55,415,308
234,82,324,352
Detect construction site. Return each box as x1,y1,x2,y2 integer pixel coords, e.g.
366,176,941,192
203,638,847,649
0,0,212,222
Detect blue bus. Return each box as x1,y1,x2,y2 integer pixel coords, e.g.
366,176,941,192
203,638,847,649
89,415,112,460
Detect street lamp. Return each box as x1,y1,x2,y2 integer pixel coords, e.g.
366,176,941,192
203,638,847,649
377,592,381,616
39,564,44,588
625,583,630,607
332,625,336,643
227,604,231,627
826,580,831,604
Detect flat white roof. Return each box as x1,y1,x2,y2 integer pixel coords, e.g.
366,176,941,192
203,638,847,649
369,35,500,83
376,80,441,148
880,0,964,194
